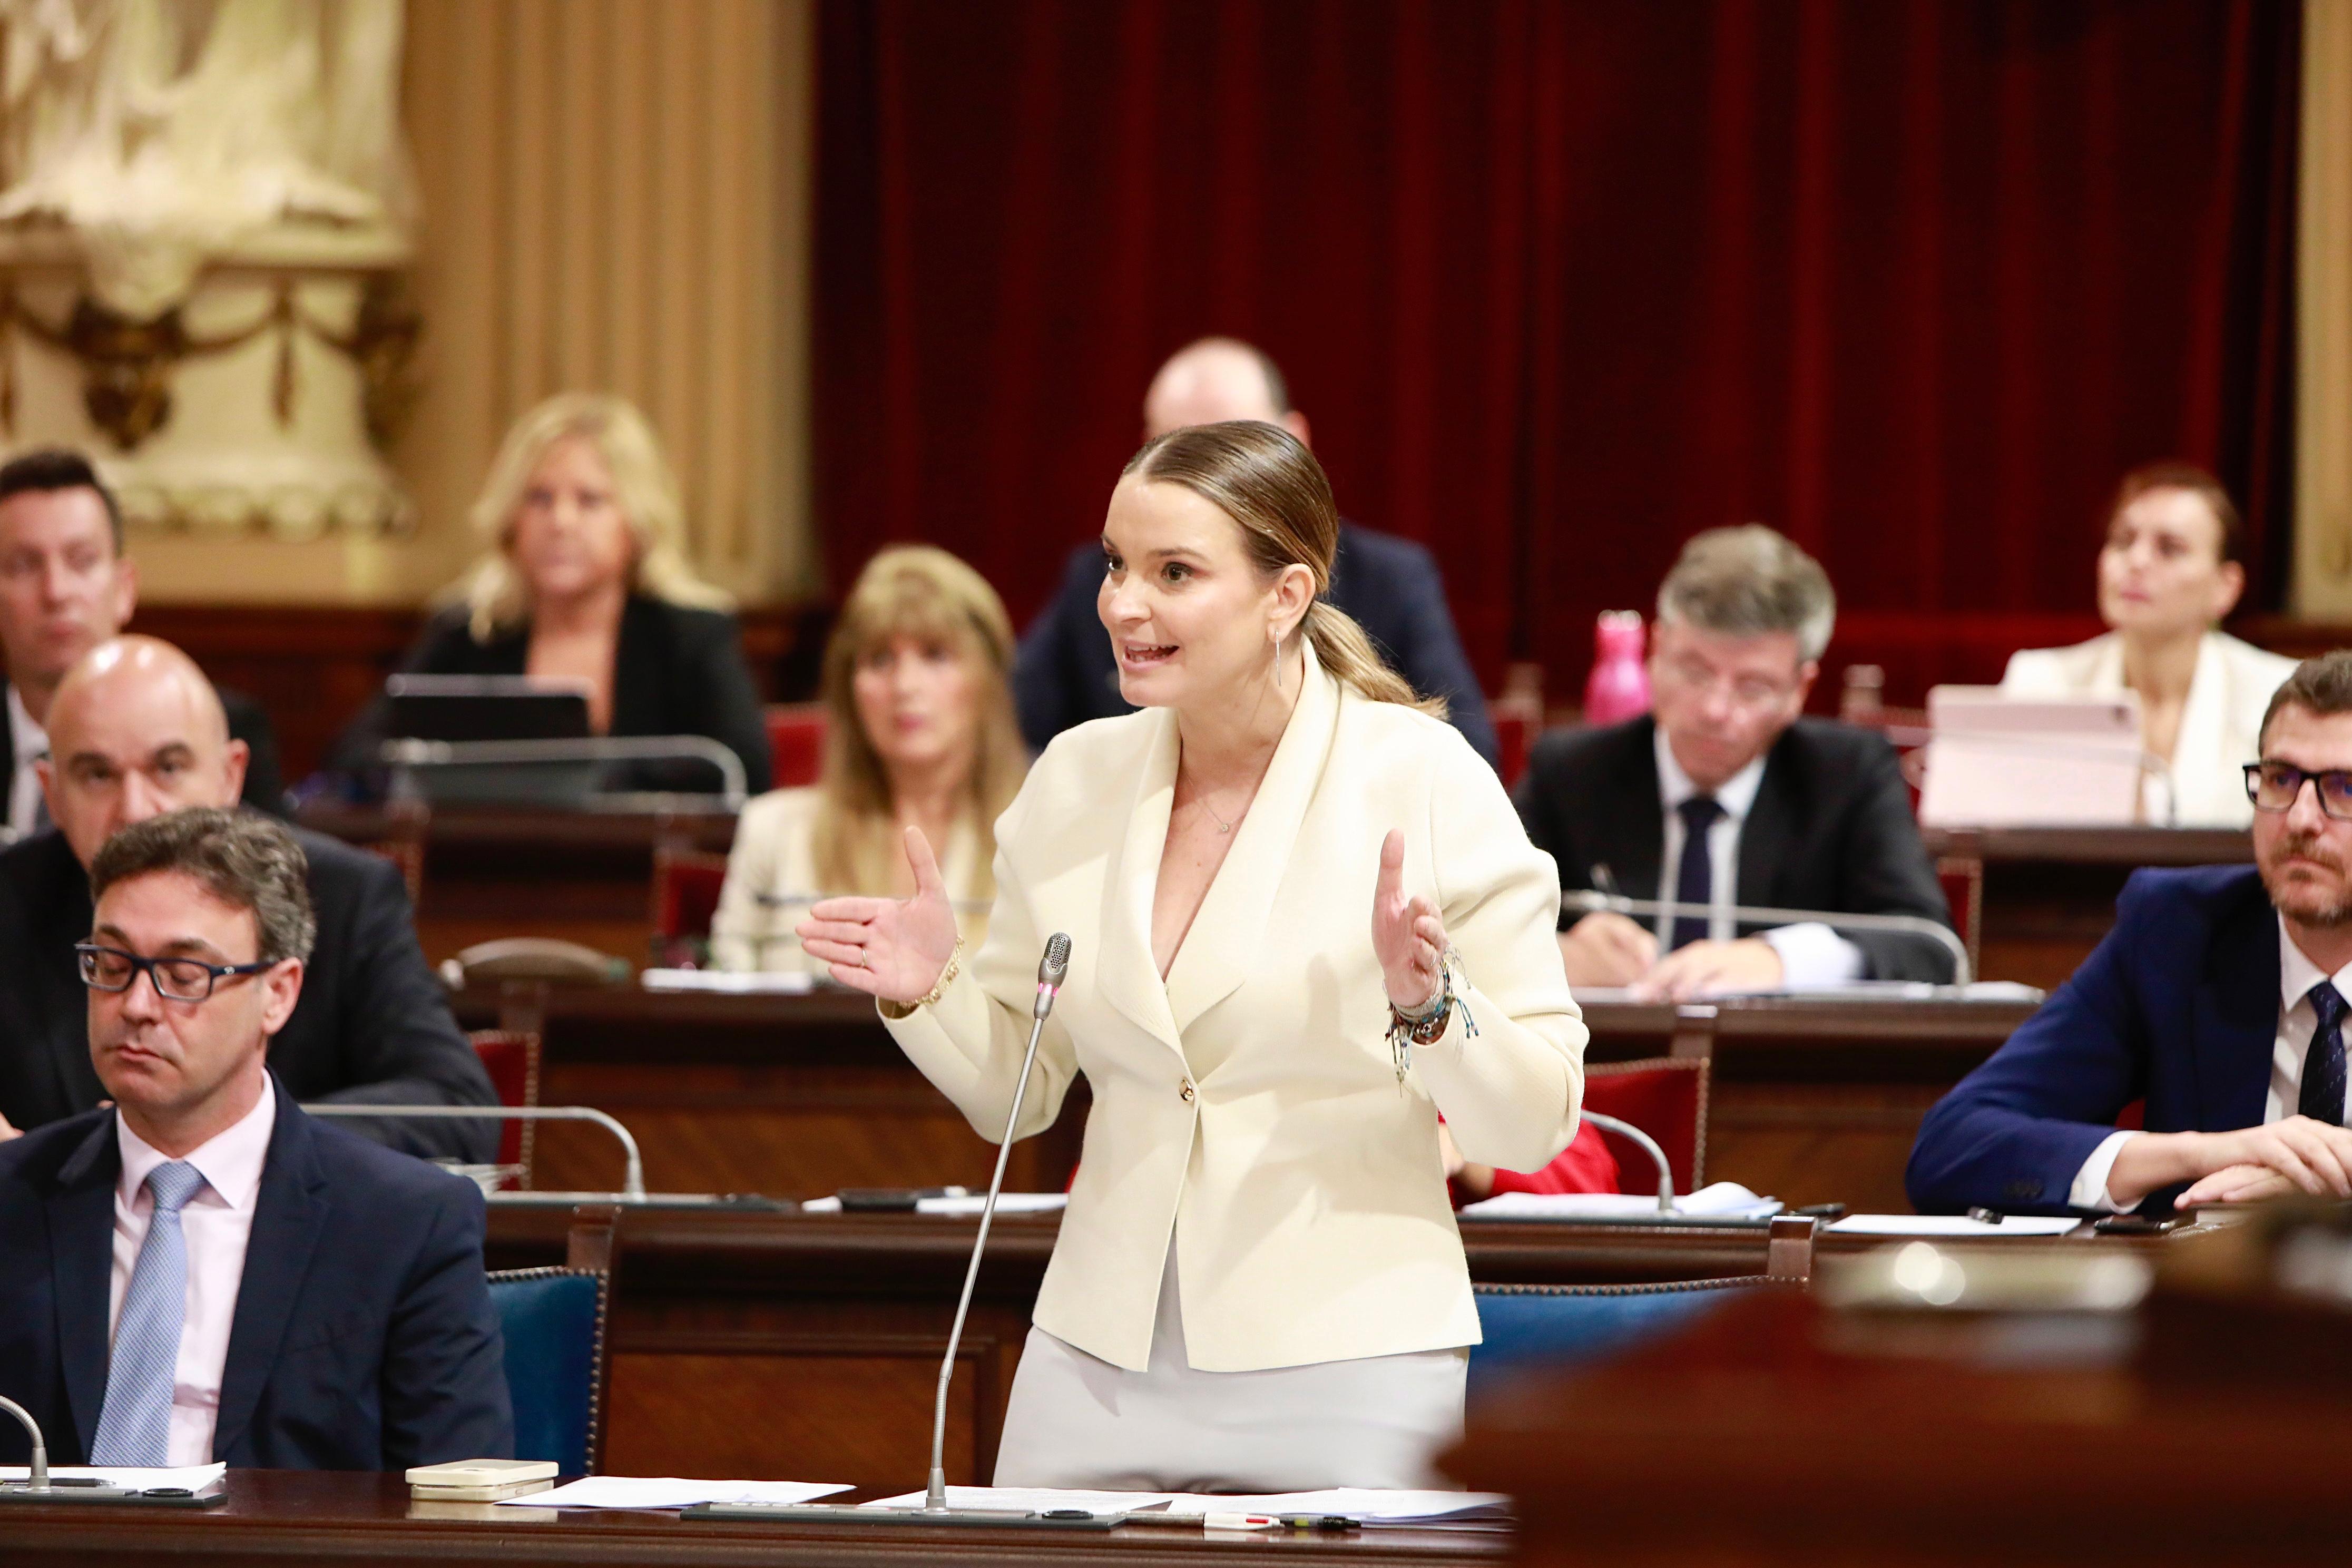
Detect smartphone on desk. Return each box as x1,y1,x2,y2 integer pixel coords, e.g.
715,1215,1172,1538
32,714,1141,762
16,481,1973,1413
839,1187,966,1212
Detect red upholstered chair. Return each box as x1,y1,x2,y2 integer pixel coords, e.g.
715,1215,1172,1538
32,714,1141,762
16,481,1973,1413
765,703,826,788
650,847,731,968
469,1028,542,1183
1581,1055,1712,1194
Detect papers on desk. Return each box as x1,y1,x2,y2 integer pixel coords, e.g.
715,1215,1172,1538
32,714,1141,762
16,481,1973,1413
1161,1488,1512,1527
1827,1213,2084,1239
501,1476,852,1510
1570,981,2043,1004
916,1192,1066,1217
640,967,817,995
1459,1181,1780,1222
0,1463,225,1492
861,1485,1173,1514
857,1486,1510,1528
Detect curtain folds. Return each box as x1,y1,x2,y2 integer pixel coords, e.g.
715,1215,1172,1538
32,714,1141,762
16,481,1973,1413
816,0,2300,703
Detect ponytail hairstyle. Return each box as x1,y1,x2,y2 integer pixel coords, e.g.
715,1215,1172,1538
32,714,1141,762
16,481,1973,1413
1121,421,1445,718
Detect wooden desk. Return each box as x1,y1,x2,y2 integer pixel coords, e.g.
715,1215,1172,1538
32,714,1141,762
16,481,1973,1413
460,986,2038,1212
298,803,736,966
478,1202,2124,1493
1925,825,2250,989
0,1470,1501,1566
1450,1240,2352,1566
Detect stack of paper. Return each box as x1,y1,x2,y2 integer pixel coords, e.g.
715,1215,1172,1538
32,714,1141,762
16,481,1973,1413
1825,1213,2083,1239
1161,1488,1512,1528
640,968,816,995
860,1486,1170,1514
497,1477,851,1510
915,1192,1067,1217
0,1463,224,1492
1459,1181,1780,1222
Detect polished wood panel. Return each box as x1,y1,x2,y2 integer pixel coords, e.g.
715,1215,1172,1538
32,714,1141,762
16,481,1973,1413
0,1469,1502,1565
1924,825,2251,990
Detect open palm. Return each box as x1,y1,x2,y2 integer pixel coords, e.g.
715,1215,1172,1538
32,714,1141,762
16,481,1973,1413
797,827,962,1003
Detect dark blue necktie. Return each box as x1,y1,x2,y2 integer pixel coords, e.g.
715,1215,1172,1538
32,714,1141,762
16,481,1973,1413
1670,796,1725,952
2301,981,2348,1126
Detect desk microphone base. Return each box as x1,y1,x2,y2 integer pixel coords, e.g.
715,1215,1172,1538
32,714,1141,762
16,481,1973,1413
0,1484,226,1508
683,1502,1125,1531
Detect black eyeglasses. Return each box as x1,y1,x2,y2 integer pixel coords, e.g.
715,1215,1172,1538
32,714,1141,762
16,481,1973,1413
75,944,275,1003
2243,762,2352,821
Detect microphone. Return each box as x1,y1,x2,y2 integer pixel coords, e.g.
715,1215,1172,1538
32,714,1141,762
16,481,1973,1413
922,932,1072,1513
1564,889,1973,986
0,1393,160,1504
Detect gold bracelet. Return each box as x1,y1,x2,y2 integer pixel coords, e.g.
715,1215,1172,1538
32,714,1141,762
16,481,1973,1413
880,935,964,1020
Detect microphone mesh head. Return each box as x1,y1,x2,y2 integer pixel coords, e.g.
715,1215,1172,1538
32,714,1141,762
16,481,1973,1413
1041,932,1072,985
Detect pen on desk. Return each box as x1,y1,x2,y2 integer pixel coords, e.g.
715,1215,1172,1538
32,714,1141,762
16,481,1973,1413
1202,1513,1360,1532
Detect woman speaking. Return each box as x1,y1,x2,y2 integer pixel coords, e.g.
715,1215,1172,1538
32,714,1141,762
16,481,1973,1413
800,422,1584,1492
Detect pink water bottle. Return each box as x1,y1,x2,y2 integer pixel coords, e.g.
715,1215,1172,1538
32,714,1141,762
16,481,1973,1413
1583,611,1651,724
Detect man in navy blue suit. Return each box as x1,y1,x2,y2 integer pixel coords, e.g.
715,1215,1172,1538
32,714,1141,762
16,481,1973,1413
1910,651,2352,1217
1013,337,1498,766
0,806,509,1468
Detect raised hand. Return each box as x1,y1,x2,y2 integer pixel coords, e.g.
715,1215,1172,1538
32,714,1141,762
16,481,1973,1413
1372,829,1447,1012
797,827,962,1003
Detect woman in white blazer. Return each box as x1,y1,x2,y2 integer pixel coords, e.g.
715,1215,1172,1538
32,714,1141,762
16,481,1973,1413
800,422,1584,1491
711,546,1024,972
2002,463,2295,827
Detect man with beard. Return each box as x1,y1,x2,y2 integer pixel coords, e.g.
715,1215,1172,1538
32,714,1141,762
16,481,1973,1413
1909,651,2352,1216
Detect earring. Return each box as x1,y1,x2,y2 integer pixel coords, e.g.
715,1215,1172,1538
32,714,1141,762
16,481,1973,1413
1271,628,1284,694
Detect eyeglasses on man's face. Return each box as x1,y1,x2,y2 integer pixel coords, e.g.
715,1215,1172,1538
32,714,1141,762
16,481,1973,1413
2244,761,2352,821
75,943,275,1003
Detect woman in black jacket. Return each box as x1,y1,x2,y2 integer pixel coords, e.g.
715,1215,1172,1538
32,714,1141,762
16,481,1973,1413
337,394,772,796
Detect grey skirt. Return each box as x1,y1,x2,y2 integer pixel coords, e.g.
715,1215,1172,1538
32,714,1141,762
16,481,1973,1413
992,1242,1469,1493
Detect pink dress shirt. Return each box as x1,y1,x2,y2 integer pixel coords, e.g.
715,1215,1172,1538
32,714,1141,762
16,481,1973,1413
107,1086,276,1466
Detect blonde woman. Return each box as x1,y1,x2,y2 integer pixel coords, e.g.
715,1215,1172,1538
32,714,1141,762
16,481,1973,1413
800,422,1582,1491
335,393,772,792
712,547,1025,973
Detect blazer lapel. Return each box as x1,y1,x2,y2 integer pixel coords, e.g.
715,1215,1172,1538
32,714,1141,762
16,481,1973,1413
1597,721,1665,900
47,1115,118,1457
213,1082,328,1461
1164,647,1344,1036
2192,890,2282,1131
2167,635,2232,826
38,837,105,1121
1095,708,1186,1057
1737,739,1802,919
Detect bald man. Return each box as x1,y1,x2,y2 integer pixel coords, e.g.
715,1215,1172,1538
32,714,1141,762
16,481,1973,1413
1013,337,1499,765
0,637,495,1158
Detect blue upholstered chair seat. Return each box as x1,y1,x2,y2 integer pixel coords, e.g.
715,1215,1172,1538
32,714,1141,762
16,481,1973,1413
1468,1279,1765,1402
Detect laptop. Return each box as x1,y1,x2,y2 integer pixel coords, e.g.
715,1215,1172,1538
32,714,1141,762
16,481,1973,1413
1917,687,2150,827
381,675,596,808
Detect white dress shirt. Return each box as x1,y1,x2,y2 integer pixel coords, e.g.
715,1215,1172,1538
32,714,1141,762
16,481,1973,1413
2071,916,2352,1211
7,683,46,838
108,1087,276,1465
1652,727,1864,987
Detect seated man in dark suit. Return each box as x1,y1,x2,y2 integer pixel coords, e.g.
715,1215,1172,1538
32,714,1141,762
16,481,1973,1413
0,636,496,1159
1515,525,1954,999
1909,653,2352,1216
0,448,283,835
0,806,509,1467
1014,336,1499,766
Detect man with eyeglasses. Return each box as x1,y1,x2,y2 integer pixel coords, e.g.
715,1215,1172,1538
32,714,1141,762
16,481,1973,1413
0,806,511,1468
1910,650,2352,1216
1513,525,1955,1001
0,636,495,1158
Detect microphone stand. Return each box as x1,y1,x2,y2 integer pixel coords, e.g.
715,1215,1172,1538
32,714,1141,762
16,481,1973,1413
686,934,1125,1532
0,1393,219,1507
1564,889,1973,986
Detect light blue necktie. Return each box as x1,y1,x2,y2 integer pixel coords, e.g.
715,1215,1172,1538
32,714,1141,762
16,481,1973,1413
89,1161,207,1465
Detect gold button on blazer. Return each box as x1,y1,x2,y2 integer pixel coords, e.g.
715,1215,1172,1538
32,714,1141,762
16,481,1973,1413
881,646,1586,1373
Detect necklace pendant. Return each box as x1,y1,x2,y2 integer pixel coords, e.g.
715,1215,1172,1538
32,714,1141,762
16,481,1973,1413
1216,822,1232,834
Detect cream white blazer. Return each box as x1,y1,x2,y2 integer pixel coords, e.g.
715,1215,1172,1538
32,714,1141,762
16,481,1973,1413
881,647,1585,1374
2000,630,2296,828
711,787,990,974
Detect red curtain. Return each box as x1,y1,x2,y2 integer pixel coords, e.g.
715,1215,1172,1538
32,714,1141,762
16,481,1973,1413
815,1,2300,707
